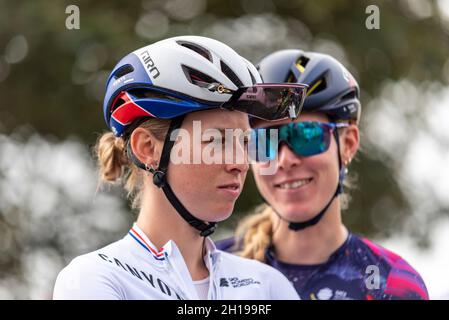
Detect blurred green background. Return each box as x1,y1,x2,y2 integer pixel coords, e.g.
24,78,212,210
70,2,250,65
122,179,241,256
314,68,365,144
1,0,449,299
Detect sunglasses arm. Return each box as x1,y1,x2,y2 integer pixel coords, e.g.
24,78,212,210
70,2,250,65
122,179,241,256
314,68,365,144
191,80,234,94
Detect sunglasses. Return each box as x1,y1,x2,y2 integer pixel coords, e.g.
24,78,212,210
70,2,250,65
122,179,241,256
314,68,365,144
250,121,349,162
194,81,308,121
220,83,307,121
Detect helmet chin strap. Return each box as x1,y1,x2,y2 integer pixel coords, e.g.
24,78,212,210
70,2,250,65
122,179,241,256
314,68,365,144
126,116,217,237
269,129,345,231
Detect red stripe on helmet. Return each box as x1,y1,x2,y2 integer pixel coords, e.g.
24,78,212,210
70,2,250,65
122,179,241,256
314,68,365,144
111,92,155,125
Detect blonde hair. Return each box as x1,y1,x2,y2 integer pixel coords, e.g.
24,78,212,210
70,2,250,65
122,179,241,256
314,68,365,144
234,204,274,262
93,118,170,210
235,126,358,263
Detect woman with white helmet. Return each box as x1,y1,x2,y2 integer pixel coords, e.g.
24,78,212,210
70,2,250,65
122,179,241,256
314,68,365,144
53,36,307,300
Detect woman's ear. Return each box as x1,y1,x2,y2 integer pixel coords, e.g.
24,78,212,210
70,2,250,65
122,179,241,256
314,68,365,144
129,127,162,166
340,124,359,163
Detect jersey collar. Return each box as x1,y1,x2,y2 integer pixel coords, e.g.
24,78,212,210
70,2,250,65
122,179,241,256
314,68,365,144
127,223,220,266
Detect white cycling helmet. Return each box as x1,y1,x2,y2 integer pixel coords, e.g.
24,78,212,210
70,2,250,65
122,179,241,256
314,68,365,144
104,35,264,137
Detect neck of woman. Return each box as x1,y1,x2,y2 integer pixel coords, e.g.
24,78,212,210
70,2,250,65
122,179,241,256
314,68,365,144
136,185,210,281
271,198,348,265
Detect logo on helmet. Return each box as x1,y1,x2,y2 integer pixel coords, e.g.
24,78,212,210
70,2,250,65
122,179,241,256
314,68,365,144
340,65,351,83
112,76,134,88
140,50,160,79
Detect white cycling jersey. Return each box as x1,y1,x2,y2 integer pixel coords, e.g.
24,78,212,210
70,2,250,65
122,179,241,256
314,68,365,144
53,223,299,300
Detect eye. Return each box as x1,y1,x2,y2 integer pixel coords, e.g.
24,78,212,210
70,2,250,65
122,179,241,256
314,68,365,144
203,137,222,144
202,129,223,144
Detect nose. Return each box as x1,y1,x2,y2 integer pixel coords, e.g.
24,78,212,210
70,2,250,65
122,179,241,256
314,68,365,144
224,138,249,174
277,142,302,171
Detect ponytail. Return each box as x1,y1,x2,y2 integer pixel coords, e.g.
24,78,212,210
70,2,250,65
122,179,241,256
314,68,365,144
235,204,275,263
93,118,170,209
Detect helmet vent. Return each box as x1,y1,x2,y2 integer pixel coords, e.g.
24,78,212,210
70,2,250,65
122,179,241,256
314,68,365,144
130,88,182,102
112,97,126,110
176,41,213,62
341,90,357,100
296,56,310,69
307,77,327,96
182,65,219,86
220,60,243,88
114,64,134,79
285,71,297,83
286,56,311,83
247,68,257,85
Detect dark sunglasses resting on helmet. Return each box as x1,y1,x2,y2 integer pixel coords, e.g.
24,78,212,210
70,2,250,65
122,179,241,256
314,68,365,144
250,121,349,162
221,83,308,121
194,81,308,121
109,83,308,137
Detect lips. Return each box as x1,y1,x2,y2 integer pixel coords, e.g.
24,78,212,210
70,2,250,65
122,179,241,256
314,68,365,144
217,182,241,191
274,178,313,190
217,182,241,199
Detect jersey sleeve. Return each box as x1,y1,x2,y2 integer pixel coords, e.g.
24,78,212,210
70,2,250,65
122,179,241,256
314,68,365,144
384,261,429,300
53,256,123,300
360,237,429,300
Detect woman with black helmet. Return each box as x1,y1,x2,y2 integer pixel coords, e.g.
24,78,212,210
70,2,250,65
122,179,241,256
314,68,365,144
217,49,428,300
53,37,306,300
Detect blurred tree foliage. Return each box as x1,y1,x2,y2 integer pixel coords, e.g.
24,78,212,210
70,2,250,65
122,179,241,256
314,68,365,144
1,0,449,256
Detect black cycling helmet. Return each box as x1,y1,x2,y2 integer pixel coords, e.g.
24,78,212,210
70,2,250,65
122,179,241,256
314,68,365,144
256,49,361,231
257,49,361,124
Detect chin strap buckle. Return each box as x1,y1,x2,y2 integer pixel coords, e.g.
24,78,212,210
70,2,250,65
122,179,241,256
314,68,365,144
200,224,217,237
153,171,166,188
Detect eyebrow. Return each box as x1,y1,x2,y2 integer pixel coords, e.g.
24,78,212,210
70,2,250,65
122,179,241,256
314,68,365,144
203,128,240,134
202,128,251,139
203,128,248,133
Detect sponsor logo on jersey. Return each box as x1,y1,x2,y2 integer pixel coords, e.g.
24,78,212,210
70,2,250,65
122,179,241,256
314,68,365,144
219,277,261,288
97,253,183,299
317,287,333,300
219,278,229,287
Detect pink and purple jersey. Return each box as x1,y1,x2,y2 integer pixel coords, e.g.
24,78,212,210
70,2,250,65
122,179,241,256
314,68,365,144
216,233,428,300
